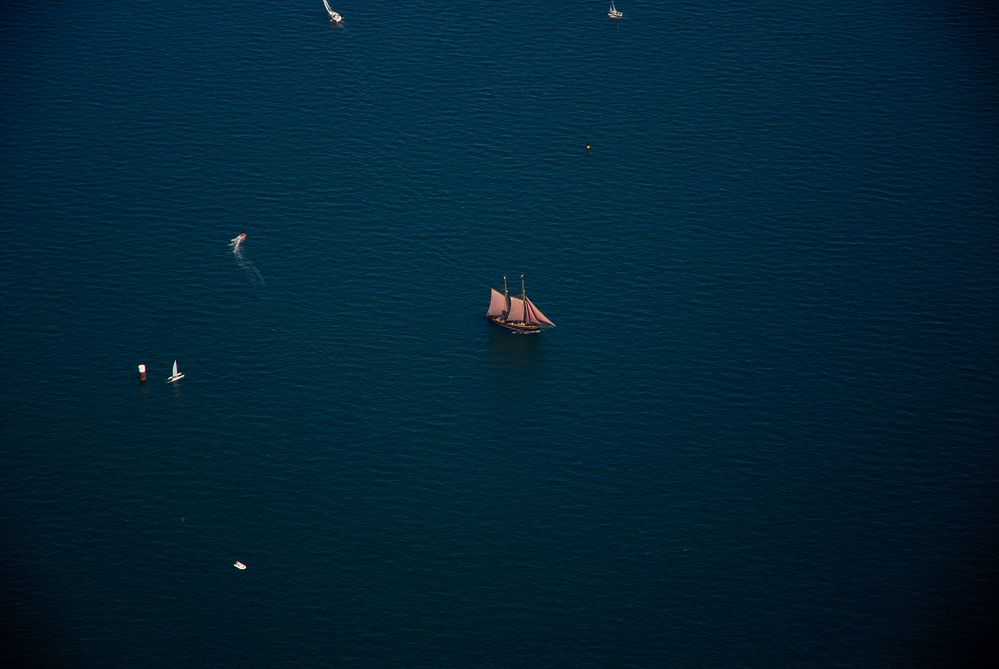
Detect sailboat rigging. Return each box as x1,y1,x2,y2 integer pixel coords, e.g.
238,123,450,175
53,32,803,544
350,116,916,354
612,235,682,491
166,360,185,383
322,0,343,23
486,275,556,334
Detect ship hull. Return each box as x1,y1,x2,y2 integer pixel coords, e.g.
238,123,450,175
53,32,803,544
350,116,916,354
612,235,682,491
487,315,546,334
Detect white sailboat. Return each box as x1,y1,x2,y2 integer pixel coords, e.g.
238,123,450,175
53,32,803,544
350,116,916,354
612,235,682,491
608,2,623,19
166,359,185,383
322,0,343,23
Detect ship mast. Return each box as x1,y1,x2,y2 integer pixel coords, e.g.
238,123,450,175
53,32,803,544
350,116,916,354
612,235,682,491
521,275,527,324
503,275,510,318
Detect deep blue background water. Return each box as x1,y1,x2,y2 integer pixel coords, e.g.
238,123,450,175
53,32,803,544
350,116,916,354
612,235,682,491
2,1,997,666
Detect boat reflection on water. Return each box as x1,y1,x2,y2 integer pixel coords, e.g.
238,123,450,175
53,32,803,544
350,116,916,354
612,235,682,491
485,273,552,391
487,323,544,386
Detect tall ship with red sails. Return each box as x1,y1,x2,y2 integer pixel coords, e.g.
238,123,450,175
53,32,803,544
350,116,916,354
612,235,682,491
486,275,556,334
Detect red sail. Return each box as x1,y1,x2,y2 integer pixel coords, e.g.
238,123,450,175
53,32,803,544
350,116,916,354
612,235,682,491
523,298,555,327
506,296,526,322
487,288,508,317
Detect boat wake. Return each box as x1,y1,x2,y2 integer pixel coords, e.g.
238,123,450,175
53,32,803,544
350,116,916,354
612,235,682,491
230,234,266,287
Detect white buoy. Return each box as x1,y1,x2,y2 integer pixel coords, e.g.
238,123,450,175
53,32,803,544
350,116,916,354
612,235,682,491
138,363,147,383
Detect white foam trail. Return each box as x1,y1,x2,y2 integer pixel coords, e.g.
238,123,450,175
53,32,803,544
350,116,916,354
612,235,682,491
231,241,266,287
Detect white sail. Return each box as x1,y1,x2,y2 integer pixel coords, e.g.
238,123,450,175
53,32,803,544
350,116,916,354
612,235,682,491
167,359,184,382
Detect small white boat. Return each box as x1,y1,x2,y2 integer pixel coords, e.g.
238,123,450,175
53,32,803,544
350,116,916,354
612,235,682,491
234,561,247,570
322,0,342,23
608,2,623,19
230,232,247,251
166,359,185,383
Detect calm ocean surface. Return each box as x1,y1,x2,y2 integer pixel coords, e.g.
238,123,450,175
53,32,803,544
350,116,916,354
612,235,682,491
1,1,996,666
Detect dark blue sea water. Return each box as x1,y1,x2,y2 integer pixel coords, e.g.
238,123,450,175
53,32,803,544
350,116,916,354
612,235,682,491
2,1,997,666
